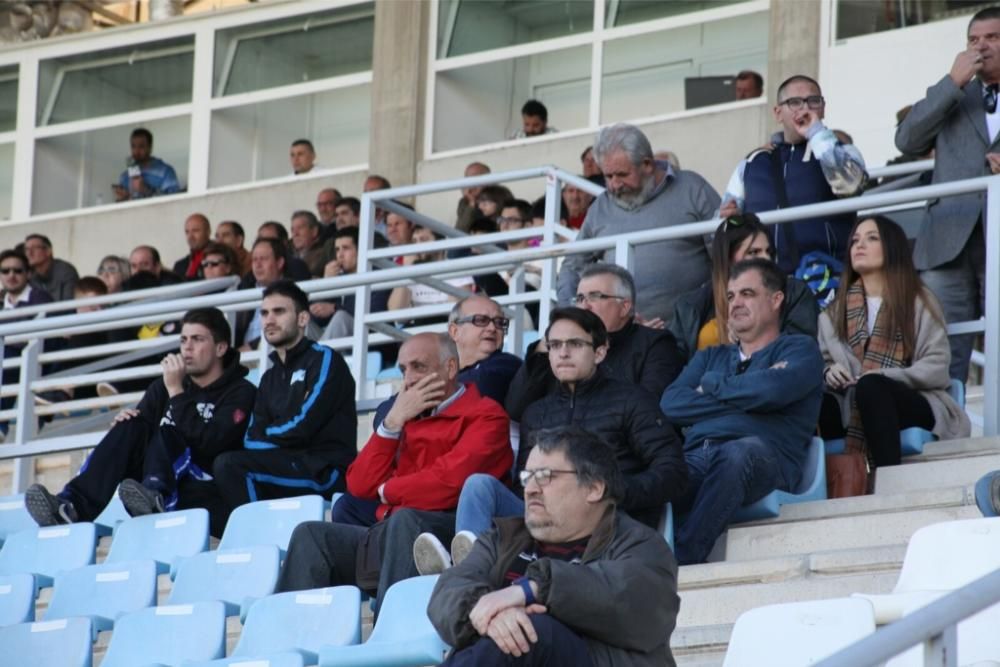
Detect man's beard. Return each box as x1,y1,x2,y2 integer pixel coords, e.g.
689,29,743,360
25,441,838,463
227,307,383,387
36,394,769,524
610,173,657,211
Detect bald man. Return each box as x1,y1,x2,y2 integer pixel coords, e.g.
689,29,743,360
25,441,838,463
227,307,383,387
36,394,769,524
173,213,212,281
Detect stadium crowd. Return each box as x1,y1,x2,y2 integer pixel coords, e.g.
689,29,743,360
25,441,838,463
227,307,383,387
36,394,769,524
7,8,1000,666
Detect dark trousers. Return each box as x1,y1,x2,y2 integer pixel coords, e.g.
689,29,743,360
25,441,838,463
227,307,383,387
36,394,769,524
276,493,455,616
819,374,934,468
60,417,188,521
442,614,594,667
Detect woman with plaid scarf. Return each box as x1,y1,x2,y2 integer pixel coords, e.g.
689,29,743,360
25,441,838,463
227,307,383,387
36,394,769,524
816,216,970,477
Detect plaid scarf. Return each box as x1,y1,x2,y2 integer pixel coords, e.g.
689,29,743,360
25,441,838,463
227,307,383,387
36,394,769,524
844,279,908,454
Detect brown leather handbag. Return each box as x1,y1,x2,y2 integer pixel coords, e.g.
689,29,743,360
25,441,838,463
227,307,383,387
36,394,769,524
825,451,870,498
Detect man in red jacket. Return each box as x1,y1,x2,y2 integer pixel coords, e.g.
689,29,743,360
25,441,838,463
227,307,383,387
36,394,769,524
275,332,511,615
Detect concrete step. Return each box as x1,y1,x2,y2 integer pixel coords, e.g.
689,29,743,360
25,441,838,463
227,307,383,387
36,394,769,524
672,624,730,667
875,453,1000,495
906,436,1000,462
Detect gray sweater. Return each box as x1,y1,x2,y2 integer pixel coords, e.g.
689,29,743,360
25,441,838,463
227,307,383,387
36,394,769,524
557,165,720,323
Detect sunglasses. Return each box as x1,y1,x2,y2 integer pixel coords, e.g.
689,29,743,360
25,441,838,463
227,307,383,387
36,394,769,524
0,267,25,275
201,259,228,268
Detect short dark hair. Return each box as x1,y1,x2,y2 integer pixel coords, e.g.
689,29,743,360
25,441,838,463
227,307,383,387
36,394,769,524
252,237,286,262
529,425,625,503
263,279,309,314
0,249,29,271
24,234,52,249
580,263,636,304
291,138,315,152
736,70,764,91
468,216,499,234
334,226,359,247
545,307,608,349
291,210,320,230
776,75,821,101
729,257,786,294
530,195,568,223
182,307,232,345
202,242,237,269
133,244,161,265
366,174,391,190
258,221,289,243
75,276,108,296
219,220,245,240
338,197,361,216
521,99,548,121
970,7,1000,32
580,145,593,162
131,128,153,146
501,198,533,223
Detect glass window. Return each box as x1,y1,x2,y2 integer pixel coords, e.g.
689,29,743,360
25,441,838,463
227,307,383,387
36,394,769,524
36,37,194,126
0,66,17,133
605,0,750,28
214,4,375,97
0,142,13,221
836,0,989,40
437,0,594,59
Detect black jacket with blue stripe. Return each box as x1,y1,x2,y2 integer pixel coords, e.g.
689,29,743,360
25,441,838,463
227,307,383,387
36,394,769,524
244,337,358,474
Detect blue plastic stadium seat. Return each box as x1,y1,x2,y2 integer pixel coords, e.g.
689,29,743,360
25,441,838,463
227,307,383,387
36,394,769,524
0,617,93,667
168,545,281,616
193,586,361,666
318,576,449,667
93,494,131,538
0,523,97,588
732,437,827,523
375,366,403,383
0,573,36,626
45,559,157,636
658,503,674,551
101,601,226,667
187,652,305,667
218,495,325,555
105,508,209,575
0,495,35,545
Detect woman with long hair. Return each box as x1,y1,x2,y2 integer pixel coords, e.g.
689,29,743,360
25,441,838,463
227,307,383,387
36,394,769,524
817,215,969,471
670,212,819,361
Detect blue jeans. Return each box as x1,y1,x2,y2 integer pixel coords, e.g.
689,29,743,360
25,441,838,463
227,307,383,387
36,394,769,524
675,437,787,565
455,474,524,536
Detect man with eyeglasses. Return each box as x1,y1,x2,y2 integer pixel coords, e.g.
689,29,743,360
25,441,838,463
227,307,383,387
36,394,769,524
315,187,342,239
23,234,78,302
199,243,238,280
896,7,1000,382
719,74,867,274
428,426,680,667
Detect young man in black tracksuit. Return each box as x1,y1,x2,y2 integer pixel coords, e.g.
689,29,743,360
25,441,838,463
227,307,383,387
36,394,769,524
24,307,257,526
210,280,357,534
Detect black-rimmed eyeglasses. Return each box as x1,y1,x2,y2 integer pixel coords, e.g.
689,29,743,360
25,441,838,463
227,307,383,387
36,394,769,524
573,291,626,305
518,468,578,487
453,314,510,332
778,95,825,110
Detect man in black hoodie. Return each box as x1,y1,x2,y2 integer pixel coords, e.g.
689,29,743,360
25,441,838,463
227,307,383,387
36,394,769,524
24,308,257,525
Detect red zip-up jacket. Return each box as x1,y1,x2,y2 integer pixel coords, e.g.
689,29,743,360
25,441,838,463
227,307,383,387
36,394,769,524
346,384,512,520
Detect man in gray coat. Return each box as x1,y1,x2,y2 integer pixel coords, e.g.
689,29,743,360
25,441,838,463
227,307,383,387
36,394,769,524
895,6,1000,381
427,425,679,667
557,123,719,324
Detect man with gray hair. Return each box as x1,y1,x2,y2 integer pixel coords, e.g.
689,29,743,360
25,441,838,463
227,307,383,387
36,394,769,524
428,425,680,667
276,332,512,615
557,123,720,324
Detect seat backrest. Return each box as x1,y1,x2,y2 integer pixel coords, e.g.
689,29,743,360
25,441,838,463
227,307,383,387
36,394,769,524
369,575,442,644
949,379,966,408
795,437,827,497
0,495,35,545
93,495,131,537
101,600,226,667
169,545,281,615
0,523,97,587
105,509,209,573
232,586,361,660
723,598,875,667
894,517,1000,593
0,573,36,626
0,617,93,667
218,496,325,553
46,559,157,631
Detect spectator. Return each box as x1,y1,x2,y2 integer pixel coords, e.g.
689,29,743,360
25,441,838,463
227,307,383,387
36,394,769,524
24,233,78,301
427,426,680,667
312,227,390,340
363,174,393,235
510,99,557,139
335,197,361,229
290,210,333,278
510,263,684,420
653,150,681,171
562,181,594,230
385,209,415,250
735,70,764,99
22,308,255,525
215,220,252,276
275,332,511,615
200,242,238,280
255,222,312,281
290,139,317,175
388,227,475,315
457,162,492,232
212,281,357,536
817,217,970,479
558,123,720,323
670,213,819,362
476,185,514,223
661,259,824,564
315,187,342,237
895,7,1000,381
128,245,181,287
113,127,181,202
235,237,289,350
580,145,601,178
173,213,212,281
719,75,867,273
97,255,130,294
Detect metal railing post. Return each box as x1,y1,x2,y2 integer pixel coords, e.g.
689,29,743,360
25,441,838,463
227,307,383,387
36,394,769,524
507,267,526,355
354,191,378,399
922,625,957,667
983,177,1000,436
11,340,40,493
614,238,635,273
540,167,561,332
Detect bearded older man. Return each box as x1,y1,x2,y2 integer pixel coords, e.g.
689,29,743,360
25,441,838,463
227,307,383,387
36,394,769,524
557,123,720,324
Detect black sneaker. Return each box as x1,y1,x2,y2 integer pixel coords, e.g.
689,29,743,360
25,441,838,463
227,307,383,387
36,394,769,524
24,483,77,526
118,479,165,517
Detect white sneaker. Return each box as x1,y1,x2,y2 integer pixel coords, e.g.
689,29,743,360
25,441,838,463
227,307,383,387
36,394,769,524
413,532,451,575
451,530,478,567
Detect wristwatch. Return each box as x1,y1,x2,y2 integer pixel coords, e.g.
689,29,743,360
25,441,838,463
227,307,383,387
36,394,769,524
513,576,536,605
